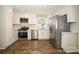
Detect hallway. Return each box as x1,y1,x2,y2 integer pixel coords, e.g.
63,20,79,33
5,40,64,54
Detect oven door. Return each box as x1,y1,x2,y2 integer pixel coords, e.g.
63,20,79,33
18,32,27,38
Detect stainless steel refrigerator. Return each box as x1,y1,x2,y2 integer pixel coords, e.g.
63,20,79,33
49,15,70,48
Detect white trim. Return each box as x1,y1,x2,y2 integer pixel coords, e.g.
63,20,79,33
63,48,78,53
0,48,6,50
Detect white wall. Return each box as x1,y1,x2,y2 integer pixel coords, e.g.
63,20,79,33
70,23,79,33
0,6,17,49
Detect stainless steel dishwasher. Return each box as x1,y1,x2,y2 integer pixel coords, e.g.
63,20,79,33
31,30,38,40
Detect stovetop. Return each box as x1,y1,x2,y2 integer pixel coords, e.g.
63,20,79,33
18,26,29,31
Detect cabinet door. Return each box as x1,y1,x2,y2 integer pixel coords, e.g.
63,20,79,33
61,32,77,52
28,30,31,40
38,30,43,40
41,30,46,39
13,12,20,24
43,30,49,39
28,15,32,24
32,15,36,24
67,6,77,22
28,14,36,24
38,30,49,40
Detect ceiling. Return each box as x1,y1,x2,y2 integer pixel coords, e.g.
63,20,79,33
12,5,66,14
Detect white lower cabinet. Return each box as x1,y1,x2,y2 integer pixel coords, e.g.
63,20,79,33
28,30,31,40
38,30,49,40
28,29,49,40
61,32,77,53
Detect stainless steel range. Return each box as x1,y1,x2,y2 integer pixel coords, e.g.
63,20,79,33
18,26,29,39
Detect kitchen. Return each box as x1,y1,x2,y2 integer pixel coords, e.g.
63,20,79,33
13,9,50,40
12,5,79,52
0,5,79,53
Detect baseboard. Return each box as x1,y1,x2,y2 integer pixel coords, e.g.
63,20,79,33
27,39,49,40
63,48,78,53
38,39,49,40
0,48,6,50
28,39,31,40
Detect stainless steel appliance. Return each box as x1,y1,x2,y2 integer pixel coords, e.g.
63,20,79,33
20,18,28,23
18,26,29,39
49,15,70,48
31,30,38,40
18,31,27,38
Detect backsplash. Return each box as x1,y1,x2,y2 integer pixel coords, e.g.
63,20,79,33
13,24,37,31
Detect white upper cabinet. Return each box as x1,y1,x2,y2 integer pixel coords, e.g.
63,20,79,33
67,6,78,22
28,14,37,24
13,12,21,24
13,12,37,24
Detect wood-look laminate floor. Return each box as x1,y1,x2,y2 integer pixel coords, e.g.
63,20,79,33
5,40,64,54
